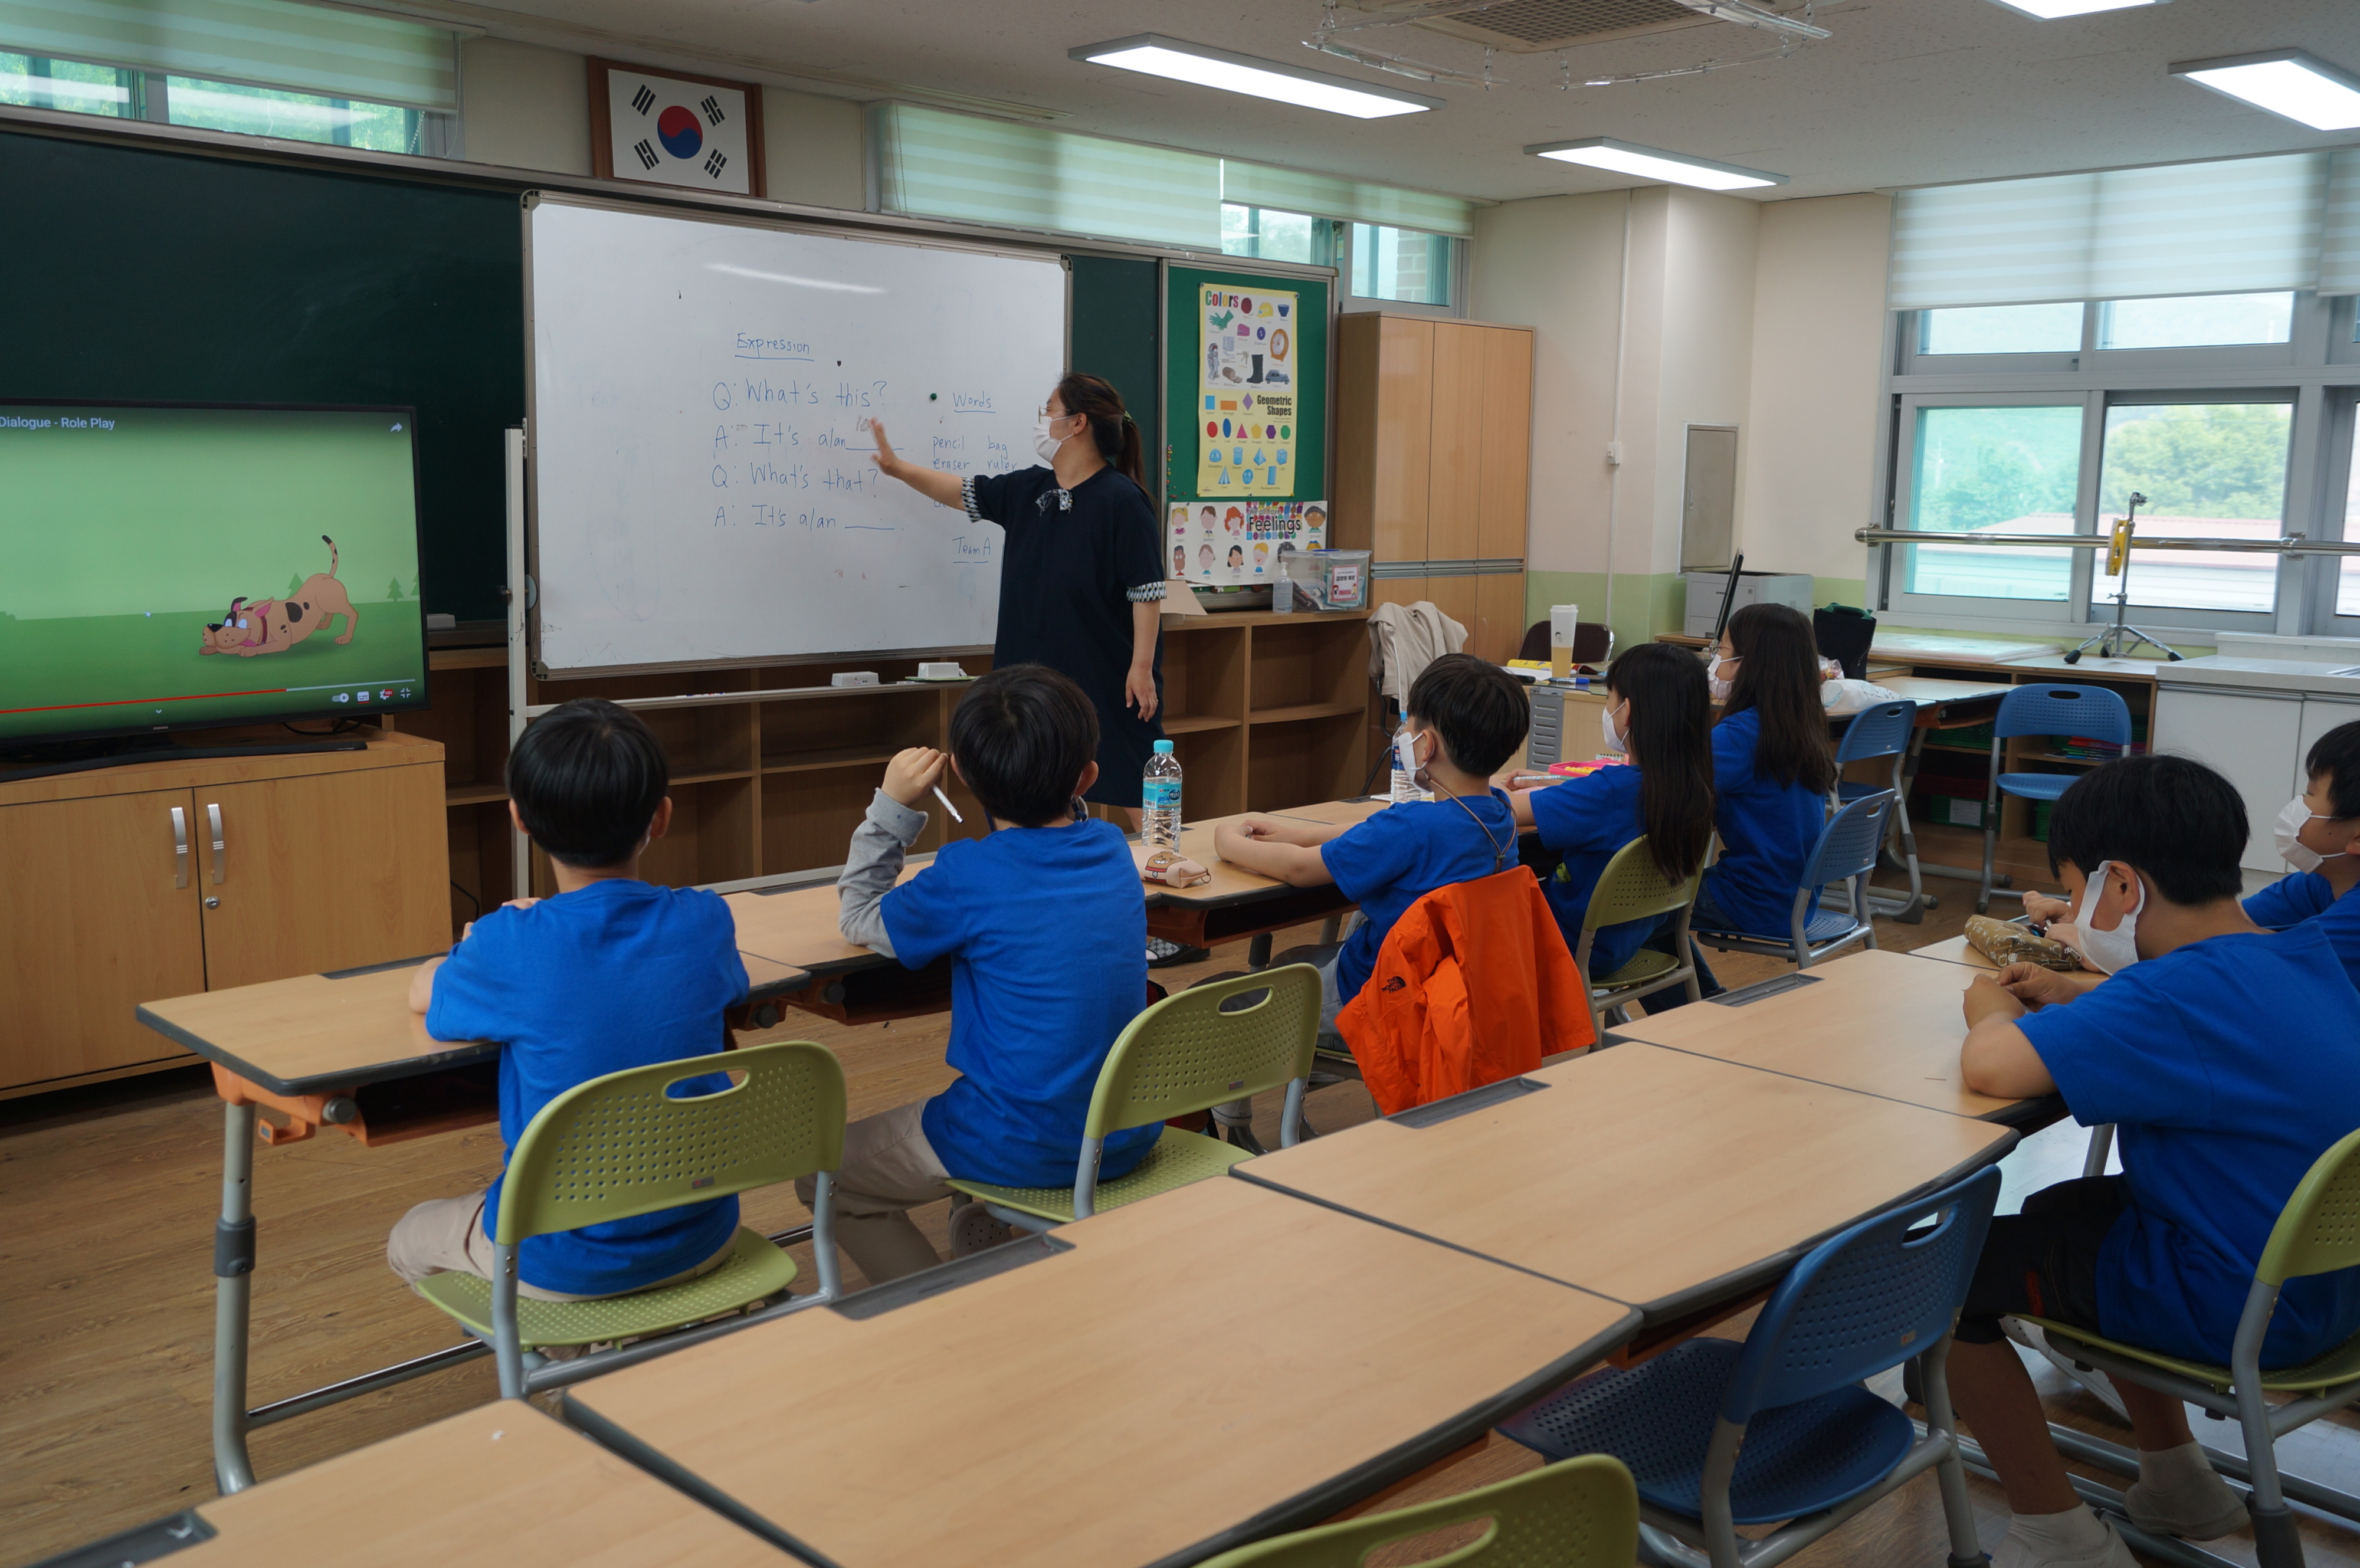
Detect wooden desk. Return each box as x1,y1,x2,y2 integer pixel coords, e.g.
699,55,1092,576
1880,674,2015,719
563,1177,1637,1568
1235,1043,2014,1320
87,1405,785,1567
1604,948,2033,1122
1910,936,2001,971
725,867,948,1026
1276,796,1394,829
1133,812,1359,950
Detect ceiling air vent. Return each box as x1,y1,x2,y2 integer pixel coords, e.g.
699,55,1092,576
1349,0,1722,53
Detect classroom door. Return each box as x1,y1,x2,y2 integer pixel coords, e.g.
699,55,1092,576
196,765,451,990
0,789,206,1085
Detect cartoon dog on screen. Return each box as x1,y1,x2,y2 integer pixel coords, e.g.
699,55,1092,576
200,536,359,657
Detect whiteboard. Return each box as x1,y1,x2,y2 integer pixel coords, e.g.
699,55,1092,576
525,196,1064,673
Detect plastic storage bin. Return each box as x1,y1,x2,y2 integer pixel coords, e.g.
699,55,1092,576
1275,549,1372,612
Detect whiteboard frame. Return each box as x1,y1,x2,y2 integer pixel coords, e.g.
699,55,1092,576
520,189,1072,680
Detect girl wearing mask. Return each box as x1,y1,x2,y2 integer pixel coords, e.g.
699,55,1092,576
869,373,1165,827
1511,643,1716,979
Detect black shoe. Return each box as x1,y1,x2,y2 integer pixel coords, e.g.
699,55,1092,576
1148,938,1210,968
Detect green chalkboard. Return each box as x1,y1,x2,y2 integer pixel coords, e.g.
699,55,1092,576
0,130,523,623
1067,254,1159,486
1163,263,1329,509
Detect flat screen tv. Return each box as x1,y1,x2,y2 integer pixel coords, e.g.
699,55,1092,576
0,401,431,749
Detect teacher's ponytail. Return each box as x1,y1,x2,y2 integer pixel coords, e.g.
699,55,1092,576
1057,372,1146,491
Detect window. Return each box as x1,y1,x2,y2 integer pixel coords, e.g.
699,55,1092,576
2097,292,2295,350
1351,222,1453,306
2092,402,2293,614
1920,303,2083,356
1221,204,1336,266
1,49,450,154
1903,405,2082,601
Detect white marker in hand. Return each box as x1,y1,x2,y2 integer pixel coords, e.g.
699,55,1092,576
932,786,963,823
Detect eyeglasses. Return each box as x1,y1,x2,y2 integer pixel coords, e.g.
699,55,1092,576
1038,405,1071,421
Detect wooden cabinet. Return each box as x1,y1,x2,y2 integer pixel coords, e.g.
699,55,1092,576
0,733,448,1097
1335,313,1534,665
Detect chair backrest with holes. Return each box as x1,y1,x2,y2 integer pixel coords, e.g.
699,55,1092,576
1084,965,1320,1139
493,1040,847,1246
1993,684,2133,747
1800,790,1896,890
1834,702,1916,766
2259,1127,2360,1285
1719,1166,2000,1423
1582,836,1703,935
1194,1454,1638,1568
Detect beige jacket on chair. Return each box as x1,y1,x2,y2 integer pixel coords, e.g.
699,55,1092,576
1368,599,1470,705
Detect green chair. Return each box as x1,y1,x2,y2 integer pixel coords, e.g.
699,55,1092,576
1572,836,1703,1037
1194,1454,1638,1567
943,965,1319,1229
413,1039,847,1400
2021,1126,2360,1567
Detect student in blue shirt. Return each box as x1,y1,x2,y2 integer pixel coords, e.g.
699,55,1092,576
2240,720,2360,977
1510,643,1715,979
1212,654,1526,1035
389,700,749,1303
825,664,1153,1286
1953,755,2360,1568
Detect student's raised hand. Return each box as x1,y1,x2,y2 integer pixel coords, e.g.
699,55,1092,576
1962,972,2027,1028
883,746,949,807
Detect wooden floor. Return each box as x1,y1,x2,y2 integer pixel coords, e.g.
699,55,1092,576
5,872,2358,1566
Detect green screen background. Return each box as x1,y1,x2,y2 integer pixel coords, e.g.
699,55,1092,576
0,406,428,743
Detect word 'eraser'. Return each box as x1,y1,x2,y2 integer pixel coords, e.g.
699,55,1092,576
831,671,881,687
917,661,968,680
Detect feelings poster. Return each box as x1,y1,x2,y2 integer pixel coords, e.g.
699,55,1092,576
1195,284,1297,497
1168,500,1328,586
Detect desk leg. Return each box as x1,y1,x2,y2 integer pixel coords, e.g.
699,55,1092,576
1867,734,1930,923
212,1100,257,1494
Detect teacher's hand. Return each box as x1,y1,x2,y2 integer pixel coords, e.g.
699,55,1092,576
1126,661,1159,721
865,417,904,480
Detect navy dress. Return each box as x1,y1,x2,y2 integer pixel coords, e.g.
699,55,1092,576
963,465,1167,808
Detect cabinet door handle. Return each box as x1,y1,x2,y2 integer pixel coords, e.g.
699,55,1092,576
206,802,226,886
171,806,189,890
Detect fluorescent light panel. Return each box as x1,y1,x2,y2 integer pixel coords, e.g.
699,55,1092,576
1069,35,1440,119
1526,137,1787,192
1984,0,2165,19
2171,49,2360,131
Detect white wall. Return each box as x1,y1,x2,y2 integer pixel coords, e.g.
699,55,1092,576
457,35,866,211
1739,193,1893,591
1653,187,1759,575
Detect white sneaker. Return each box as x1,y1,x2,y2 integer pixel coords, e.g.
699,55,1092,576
1991,1515,2138,1568
2126,1469,2249,1540
949,1200,1014,1257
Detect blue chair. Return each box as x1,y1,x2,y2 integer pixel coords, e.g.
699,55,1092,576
1976,684,2135,913
1694,791,1894,969
1833,701,1924,921
1497,1165,2001,1568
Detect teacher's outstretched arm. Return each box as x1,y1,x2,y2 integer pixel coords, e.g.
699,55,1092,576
867,419,964,509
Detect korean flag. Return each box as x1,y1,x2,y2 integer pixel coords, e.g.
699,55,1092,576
607,68,752,195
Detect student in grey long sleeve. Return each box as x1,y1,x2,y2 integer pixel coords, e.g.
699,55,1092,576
836,750,940,955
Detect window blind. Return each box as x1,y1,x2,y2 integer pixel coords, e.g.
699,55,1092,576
1890,151,2349,309
870,103,1222,250
1220,160,1471,236
2322,150,2360,297
0,0,456,110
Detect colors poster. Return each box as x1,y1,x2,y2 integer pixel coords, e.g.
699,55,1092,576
1168,500,1328,586
1195,284,1297,497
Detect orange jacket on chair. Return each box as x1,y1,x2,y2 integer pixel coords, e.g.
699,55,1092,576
1336,866,1594,1115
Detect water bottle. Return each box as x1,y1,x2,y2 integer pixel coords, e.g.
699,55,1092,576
1143,740,1183,847
1391,723,1421,805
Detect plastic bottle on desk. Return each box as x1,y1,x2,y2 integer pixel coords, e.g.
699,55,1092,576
1391,724,1423,805
1143,740,1183,847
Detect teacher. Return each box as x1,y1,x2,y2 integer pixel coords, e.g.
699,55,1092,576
870,372,1167,827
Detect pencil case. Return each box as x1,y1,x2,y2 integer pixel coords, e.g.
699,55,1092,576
1964,914,2082,972
1141,849,1212,888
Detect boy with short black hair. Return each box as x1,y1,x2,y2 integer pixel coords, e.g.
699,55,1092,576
1213,652,1526,1032
821,664,1153,1285
389,698,748,1302
2241,718,2360,976
1955,754,2360,1568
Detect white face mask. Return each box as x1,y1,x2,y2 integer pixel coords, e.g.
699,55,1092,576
2069,860,2145,975
2275,795,2344,874
1706,651,1735,703
1599,701,1627,756
1032,411,1068,465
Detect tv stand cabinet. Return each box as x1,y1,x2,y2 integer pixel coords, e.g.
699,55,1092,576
0,730,448,1098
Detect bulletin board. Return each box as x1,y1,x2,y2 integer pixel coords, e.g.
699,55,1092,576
1162,262,1330,588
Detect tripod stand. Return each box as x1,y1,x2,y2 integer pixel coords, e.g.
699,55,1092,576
2064,492,2183,664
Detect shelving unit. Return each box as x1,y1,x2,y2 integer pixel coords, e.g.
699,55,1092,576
396,608,1375,936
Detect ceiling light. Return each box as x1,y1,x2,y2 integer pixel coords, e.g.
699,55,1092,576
1526,138,1788,192
2171,50,2360,132
1070,35,1441,119
1983,0,2166,19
